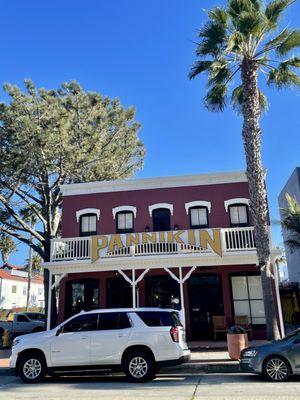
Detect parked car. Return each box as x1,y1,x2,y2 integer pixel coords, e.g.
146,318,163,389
240,328,300,381
0,312,45,337
10,308,190,383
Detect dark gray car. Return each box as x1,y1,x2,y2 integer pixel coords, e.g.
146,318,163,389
240,329,300,381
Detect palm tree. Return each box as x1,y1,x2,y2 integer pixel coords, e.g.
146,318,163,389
281,193,300,251
0,233,17,264
189,0,300,340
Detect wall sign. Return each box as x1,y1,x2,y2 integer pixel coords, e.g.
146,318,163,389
91,229,222,262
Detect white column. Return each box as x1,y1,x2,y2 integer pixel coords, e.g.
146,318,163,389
132,268,136,308
179,267,186,329
47,270,52,331
274,261,285,337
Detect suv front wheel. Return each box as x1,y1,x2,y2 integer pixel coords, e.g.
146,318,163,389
123,351,155,382
18,352,46,383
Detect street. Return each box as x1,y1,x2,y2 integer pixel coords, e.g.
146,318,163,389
1,371,300,400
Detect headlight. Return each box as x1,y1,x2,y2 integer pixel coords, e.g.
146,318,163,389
243,349,258,357
12,339,21,347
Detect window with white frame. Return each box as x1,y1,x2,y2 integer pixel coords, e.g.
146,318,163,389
189,207,208,228
229,204,249,227
116,211,134,233
38,288,43,296
12,285,17,294
80,214,97,236
231,275,266,325
23,286,27,295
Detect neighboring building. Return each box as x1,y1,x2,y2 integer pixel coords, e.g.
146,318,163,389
44,171,280,339
278,167,300,282
0,268,44,309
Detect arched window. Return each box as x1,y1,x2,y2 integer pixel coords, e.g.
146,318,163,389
116,211,134,233
153,208,171,232
228,204,249,227
79,213,97,236
189,206,209,228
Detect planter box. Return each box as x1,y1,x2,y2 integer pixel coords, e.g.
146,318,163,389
227,333,248,360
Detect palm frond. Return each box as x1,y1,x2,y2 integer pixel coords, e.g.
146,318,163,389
284,238,300,252
196,21,227,56
231,85,268,113
189,61,213,79
265,0,294,29
208,7,229,26
281,56,300,68
227,32,244,53
228,0,261,18
276,29,300,56
234,11,263,36
268,63,300,88
281,193,300,234
208,59,232,86
204,84,227,112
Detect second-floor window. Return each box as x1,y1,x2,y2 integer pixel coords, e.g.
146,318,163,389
229,204,249,227
116,211,134,233
80,214,97,236
153,208,171,232
189,207,208,228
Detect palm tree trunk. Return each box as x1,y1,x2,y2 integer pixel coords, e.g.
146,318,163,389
241,59,280,340
26,236,33,311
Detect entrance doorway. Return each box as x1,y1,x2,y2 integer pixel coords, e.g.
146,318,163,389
188,274,224,339
145,275,181,310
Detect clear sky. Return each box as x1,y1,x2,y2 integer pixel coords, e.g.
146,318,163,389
0,0,299,271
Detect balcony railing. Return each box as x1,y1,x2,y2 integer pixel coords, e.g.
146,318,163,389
50,227,256,263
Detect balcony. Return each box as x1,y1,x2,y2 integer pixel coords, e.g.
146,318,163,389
49,227,256,263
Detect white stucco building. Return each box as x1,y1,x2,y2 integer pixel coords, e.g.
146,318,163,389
0,269,44,309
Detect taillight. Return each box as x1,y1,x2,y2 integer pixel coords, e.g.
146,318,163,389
170,326,179,342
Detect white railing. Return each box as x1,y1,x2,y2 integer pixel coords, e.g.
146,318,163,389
50,227,256,262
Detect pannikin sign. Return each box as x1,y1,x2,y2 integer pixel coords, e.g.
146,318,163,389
91,229,222,262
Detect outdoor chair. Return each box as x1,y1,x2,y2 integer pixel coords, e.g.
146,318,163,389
235,315,253,340
212,315,228,341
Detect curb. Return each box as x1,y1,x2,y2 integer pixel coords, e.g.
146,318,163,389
162,362,240,374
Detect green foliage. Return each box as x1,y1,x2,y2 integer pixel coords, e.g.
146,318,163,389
281,194,300,252
189,0,300,112
0,81,145,259
0,233,17,264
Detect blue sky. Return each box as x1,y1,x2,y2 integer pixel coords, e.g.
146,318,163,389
0,0,299,270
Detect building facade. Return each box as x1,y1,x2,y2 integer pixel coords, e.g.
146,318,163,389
0,269,44,309
278,167,300,283
44,171,280,339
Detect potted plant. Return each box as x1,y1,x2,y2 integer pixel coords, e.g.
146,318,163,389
227,325,248,360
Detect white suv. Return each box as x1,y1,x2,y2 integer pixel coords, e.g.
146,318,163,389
10,308,190,383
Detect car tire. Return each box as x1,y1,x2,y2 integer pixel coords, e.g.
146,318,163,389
262,355,291,382
17,352,46,384
123,351,156,383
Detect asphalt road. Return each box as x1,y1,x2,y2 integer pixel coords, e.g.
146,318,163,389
1,371,300,400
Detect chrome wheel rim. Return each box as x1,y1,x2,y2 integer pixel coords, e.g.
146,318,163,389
266,358,288,381
23,358,42,380
129,357,148,378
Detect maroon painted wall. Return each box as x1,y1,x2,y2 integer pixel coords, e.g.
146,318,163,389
62,182,253,237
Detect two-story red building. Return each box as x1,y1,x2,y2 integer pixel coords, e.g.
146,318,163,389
44,171,280,339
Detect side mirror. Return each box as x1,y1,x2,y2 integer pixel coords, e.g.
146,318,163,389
55,327,63,336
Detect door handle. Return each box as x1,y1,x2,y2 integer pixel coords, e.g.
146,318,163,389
117,334,126,338
80,336,88,340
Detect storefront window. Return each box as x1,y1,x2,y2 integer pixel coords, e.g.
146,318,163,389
65,279,99,318
145,275,180,309
231,275,265,324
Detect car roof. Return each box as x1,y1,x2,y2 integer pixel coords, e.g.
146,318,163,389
83,308,178,314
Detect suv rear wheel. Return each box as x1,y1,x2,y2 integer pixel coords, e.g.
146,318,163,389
123,351,155,382
263,355,291,382
18,352,46,383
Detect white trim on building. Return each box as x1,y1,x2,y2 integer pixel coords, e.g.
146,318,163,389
112,206,137,219
224,198,250,212
76,208,100,222
148,203,174,217
62,171,247,196
185,201,212,214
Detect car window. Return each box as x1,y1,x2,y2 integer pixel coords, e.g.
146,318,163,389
98,312,131,330
17,315,29,322
63,313,98,332
136,311,182,327
26,313,45,321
